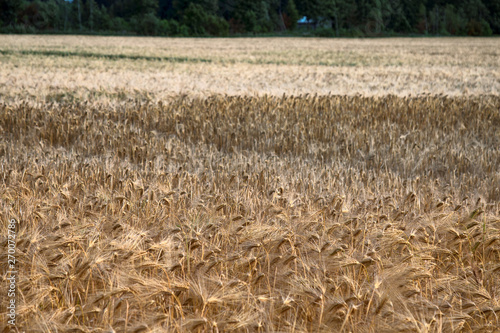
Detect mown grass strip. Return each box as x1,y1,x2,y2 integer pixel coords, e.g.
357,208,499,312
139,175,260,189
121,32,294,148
0,48,359,67
0,49,212,63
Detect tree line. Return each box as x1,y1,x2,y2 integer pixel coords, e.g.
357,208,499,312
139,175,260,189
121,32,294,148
1,0,498,36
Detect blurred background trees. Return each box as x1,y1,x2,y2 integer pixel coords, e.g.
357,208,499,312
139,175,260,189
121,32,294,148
0,0,497,36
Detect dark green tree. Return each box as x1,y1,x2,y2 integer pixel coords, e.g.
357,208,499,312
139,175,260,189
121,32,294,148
0,0,23,25
173,0,218,17
484,0,500,34
284,0,299,30
182,2,228,35
294,0,322,22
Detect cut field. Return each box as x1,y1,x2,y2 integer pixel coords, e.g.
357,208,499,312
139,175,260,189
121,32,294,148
0,36,499,332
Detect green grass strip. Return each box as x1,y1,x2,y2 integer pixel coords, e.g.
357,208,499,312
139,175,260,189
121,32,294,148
0,49,212,63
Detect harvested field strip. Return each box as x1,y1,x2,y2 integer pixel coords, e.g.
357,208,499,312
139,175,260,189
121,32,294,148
1,95,499,332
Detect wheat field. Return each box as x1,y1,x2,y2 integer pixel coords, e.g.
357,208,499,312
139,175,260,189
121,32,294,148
1,36,500,332
1,36,500,101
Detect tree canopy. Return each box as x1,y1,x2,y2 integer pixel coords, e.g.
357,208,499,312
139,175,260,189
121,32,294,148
1,0,497,36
